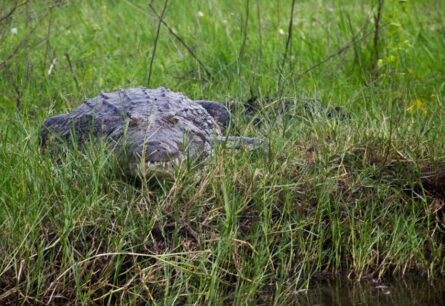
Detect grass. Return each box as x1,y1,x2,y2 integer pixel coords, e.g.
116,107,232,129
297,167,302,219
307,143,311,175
1,0,445,304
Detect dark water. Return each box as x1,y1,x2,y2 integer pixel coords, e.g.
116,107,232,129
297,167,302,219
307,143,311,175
294,277,445,306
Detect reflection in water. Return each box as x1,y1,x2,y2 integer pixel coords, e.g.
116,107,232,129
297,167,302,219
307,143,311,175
295,277,445,306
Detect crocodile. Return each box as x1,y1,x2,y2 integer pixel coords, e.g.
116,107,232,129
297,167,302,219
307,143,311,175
40,87,261,176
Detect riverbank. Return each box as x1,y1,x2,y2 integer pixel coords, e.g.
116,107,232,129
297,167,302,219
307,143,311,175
1,0,444,303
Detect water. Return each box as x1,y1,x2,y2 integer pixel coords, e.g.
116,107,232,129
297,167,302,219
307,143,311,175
294,277,445,306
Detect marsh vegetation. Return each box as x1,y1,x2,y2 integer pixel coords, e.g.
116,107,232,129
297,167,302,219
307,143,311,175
1,0,445,304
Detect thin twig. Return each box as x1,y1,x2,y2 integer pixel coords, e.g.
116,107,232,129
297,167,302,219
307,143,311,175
255,0,263,59
12,81,22,111
150,4,212,78
147,0,169,87
147,2,212,79
44,6,54,69
251,0,263,97
64,52,80,92
282,0,296,67
295,19,378,80
346,14,362,68
0,8,50,70
238,0,250,61
0,1,28,24
3,68,23,111
278,0,296,94
373,0,384,69
125,0,212,78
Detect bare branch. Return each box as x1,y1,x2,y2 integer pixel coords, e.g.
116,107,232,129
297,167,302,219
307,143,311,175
0,23,38,70
295,19,378,80
0,1,26,24
147,2,212,79
125,0,212,79
373,0,385,70
282,0,296,67
64,52,80,92
277,0,296,94
255,0,262,59
147,0,169,87
0,7,51,70
238,0,250,60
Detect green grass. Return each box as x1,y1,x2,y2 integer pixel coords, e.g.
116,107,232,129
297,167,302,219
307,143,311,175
1,0,445,304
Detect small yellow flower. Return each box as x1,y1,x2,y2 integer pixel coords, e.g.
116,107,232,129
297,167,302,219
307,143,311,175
377,58,384,68
197,11,204,18
278,28,286,36
386,55,397,63
407,98,427,114
403,40,412,49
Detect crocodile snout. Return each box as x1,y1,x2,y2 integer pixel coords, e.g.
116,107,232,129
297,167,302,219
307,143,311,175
145,140,178,162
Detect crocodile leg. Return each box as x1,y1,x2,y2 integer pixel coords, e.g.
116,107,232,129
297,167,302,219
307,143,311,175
194,100,231,129
213,136,266,151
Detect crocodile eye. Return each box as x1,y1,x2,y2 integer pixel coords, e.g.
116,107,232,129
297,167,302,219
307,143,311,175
165,114,179,125
128,114,144,127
